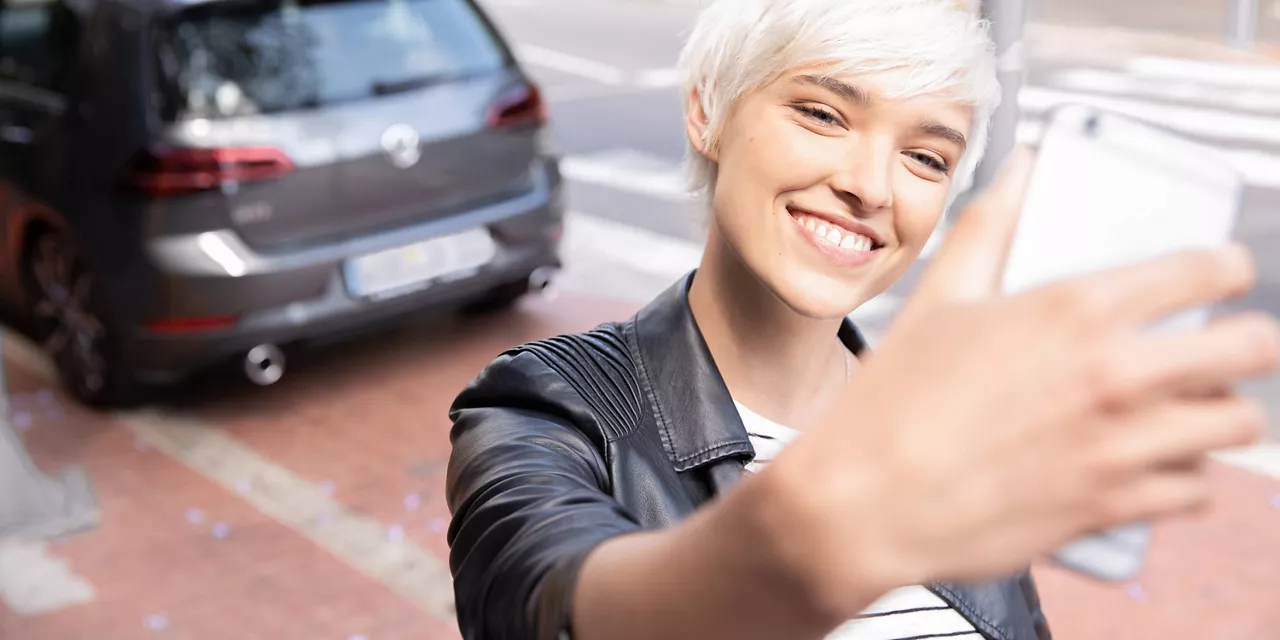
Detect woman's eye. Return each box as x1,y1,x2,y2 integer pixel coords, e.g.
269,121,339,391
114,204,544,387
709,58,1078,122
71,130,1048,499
793,104,841,126
909,151,949,174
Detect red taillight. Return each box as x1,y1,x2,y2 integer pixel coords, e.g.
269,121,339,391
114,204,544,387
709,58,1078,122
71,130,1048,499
121,146,294,196
486,82,547,130
145,315,238,334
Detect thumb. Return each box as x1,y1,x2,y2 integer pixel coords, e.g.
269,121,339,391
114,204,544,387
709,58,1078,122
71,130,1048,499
911,145,1036,308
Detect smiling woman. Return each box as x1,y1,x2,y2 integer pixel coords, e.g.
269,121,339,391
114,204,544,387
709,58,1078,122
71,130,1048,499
443,1,1052,640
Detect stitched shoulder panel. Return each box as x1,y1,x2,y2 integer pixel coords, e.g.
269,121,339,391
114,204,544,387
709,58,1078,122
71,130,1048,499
514,323,645,442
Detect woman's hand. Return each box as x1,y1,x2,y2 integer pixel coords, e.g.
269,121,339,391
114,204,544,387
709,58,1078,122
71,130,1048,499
755,149,1280,620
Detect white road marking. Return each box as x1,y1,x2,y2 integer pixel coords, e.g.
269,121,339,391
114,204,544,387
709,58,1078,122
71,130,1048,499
564,211,702,281
561,149,692,201
514,43,683,91
1014,119,1280,190
633,68,684,89
1046,67,1280,113
1213,444,1280,480
0,537,96,616
1127,56,1280,91
1,332,457,624
1019,86,1280,147
122,409,458,623
517,45,628,85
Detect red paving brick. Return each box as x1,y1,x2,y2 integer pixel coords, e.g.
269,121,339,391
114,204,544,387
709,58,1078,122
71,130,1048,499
174,294,636,564
2,357,462,640
4,292,1280,639
1034,463,1280,639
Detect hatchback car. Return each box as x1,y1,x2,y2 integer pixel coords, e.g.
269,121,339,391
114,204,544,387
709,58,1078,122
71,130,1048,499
0,0,564,406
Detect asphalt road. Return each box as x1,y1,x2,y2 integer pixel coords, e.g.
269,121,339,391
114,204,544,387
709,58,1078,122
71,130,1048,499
479,0,1280,442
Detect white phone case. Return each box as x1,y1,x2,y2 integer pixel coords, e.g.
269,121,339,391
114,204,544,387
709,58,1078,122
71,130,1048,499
1001,104,1243,581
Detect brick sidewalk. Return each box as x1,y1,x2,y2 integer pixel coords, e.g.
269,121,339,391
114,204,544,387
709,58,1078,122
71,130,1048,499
2,291,1279,639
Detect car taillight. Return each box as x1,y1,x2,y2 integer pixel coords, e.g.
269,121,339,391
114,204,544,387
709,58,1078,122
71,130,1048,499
145,315,238,334
486,82,547,130
121,146,294,196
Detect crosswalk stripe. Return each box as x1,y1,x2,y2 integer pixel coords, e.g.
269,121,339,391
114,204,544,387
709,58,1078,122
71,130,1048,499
517,45,628,85
560,149,692,201
1019,85,1280,147
1044,67,1280,114
564,211,703,282
1126,56,1280,91
1014,119,1280,190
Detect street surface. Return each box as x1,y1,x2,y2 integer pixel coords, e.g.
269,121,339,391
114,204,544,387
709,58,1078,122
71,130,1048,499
4,0,1280,638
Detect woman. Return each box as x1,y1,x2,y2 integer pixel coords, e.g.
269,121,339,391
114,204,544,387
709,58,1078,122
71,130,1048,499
446,0,1271,638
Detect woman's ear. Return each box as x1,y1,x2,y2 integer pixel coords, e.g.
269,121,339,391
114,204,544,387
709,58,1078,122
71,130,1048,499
685,87,718,162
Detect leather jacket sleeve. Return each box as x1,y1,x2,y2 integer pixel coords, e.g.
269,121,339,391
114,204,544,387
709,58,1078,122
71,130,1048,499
1019,570,1053,640
446,350,643,640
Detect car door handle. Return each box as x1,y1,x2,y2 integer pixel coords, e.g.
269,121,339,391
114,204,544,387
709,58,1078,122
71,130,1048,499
0,124,32,144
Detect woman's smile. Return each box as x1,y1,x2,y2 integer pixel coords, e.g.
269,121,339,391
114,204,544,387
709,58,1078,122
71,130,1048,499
786,206,886,268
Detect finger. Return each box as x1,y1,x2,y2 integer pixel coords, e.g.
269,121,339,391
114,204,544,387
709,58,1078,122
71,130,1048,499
912,146,1036,307
1098,395,1265,473
1097,312,1280,404
1092,466,1210,530
1059,244,1255,326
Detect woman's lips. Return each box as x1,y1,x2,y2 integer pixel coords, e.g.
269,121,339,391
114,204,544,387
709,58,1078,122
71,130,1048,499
787,208,883,268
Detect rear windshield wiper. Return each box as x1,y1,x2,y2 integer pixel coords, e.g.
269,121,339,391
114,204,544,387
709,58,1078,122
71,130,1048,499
370,72,462,96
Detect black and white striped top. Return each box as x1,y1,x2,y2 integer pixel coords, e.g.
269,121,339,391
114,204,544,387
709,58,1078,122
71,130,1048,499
736,401,982,640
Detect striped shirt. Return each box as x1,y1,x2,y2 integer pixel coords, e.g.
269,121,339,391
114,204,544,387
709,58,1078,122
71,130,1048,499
736,401,982,640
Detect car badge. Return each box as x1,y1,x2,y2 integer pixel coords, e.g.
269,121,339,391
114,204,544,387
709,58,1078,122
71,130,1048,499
381,123,421,169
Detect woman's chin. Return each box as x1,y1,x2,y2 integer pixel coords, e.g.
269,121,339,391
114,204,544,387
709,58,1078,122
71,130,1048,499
769,275,876,321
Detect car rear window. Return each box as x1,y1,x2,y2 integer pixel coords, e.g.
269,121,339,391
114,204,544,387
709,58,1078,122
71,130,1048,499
156,0,510,120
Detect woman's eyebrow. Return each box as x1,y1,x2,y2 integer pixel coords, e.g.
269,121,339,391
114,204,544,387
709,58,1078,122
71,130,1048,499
794,74,872,107
918,121,968,152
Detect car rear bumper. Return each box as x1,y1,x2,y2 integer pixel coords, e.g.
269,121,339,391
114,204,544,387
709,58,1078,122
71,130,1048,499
126,168,563,383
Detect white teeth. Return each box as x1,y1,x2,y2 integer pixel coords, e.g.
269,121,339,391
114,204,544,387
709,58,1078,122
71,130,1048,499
795,214,876,251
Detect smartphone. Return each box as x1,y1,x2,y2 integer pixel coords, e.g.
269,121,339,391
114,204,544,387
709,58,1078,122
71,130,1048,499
1000,104,1243,581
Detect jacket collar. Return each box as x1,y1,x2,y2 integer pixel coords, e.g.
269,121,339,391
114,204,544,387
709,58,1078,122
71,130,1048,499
628,271,867,472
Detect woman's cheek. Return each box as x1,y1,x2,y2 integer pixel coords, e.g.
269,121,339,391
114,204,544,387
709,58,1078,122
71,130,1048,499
769,129,843,190
892,183,950,252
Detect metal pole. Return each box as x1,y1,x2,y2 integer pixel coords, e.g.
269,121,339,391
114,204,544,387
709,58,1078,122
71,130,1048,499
977,0,1026,192
1226,0,1259,50
950,0,1027,215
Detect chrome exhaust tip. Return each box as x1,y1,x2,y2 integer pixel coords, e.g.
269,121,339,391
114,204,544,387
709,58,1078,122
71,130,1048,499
529,266,559,293
244,344,285,386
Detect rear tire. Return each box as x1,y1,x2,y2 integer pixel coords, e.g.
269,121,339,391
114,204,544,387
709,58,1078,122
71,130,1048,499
23,231,138,408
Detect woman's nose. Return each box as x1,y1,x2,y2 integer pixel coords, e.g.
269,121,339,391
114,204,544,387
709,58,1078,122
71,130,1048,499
830,145,895,212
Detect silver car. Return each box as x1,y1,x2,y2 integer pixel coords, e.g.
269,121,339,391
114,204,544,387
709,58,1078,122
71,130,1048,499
0,0,564,406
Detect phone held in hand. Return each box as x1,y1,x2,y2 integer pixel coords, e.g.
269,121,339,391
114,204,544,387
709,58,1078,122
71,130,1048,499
1000,104,1244,581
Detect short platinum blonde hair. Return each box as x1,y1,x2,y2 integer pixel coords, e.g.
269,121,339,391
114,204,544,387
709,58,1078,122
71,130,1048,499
678,0,1002,204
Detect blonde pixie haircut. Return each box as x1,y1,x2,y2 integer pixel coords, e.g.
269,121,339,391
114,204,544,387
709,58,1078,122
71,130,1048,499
678,0,1002,205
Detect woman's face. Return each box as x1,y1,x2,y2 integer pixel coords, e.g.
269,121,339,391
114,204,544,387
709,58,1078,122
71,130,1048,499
692,68,974,319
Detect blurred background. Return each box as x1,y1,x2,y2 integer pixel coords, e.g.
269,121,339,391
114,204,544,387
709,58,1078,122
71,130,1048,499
1,0,1278,638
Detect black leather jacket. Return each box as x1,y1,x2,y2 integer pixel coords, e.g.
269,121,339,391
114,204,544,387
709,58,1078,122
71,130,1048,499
447,274,1053,640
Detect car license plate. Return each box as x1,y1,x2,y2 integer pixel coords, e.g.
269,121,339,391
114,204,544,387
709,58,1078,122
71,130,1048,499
344,228,497,299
